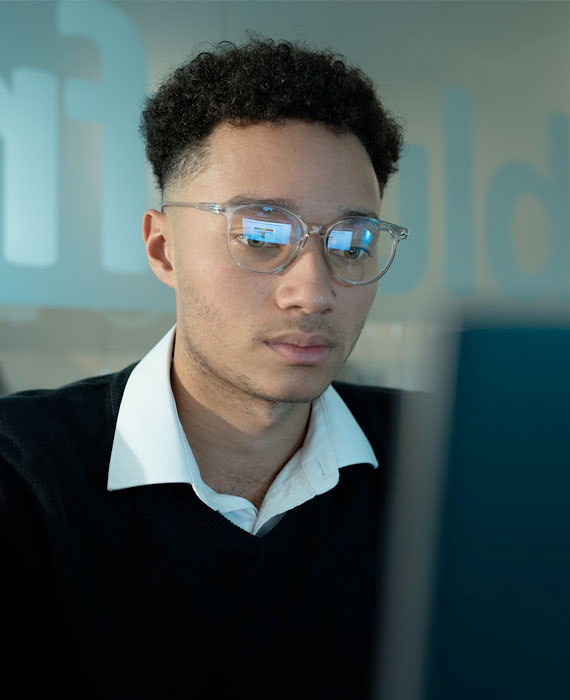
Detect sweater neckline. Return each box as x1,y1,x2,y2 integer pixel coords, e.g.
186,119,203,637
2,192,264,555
162,480,329,556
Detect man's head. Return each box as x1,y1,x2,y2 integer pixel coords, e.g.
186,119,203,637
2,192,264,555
140,39,405,405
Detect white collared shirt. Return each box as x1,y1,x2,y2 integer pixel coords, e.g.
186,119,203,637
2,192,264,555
108,326,378,536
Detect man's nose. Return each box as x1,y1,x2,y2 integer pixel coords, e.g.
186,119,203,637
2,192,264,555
274,234,337,314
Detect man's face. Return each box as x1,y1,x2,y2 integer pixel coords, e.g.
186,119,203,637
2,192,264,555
161,120,381,403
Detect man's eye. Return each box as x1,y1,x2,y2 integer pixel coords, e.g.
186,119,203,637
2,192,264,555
333,246,369,261
244,237,267,248
235,235,281,250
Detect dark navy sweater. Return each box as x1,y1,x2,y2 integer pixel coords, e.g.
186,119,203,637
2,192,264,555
0,364,404,699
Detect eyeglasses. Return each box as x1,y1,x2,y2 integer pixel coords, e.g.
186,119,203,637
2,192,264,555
161,201,408,286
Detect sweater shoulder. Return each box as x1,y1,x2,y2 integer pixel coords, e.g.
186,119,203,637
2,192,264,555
332,379,431,415
332,380,432,465
0,363,137,468
332,379,405,406
332,379,407,427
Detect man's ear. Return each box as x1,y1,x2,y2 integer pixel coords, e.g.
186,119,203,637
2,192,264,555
142,209,176,289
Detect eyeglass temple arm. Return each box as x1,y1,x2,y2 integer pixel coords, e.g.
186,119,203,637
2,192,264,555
161,201,226,214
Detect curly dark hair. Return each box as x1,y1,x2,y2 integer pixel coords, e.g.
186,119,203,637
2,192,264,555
140,38,405,196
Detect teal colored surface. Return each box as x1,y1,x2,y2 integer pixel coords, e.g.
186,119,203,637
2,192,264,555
426,325,570,699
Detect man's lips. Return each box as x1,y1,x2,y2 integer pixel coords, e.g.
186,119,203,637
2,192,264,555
265,333,334,348
264,334,335,365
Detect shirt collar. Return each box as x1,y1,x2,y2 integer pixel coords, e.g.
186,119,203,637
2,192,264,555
107,325,378,492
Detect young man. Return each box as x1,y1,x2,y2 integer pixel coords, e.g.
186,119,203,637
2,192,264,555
1,40,408,698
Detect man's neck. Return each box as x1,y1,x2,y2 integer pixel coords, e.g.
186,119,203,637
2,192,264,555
170,356,312,509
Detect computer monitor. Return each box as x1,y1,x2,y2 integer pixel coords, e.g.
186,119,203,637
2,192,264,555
373,313,570,700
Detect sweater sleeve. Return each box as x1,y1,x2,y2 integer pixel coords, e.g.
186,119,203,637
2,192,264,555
0,446,30,680
0,434,59,693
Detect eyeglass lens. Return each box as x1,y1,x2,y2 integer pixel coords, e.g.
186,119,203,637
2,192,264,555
227,205,394,283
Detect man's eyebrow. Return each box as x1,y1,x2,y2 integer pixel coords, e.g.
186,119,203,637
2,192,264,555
225,196,378,220
341,208,379,219
225,195,297,209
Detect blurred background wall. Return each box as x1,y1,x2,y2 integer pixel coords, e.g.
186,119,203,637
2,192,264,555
0,0,568,394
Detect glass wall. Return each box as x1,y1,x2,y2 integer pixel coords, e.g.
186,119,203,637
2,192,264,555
1,1,568,394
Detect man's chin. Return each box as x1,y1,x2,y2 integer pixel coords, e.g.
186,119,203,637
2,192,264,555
248,372,334,405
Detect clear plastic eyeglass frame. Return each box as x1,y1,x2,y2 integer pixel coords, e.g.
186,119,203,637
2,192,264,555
161,201,409,286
